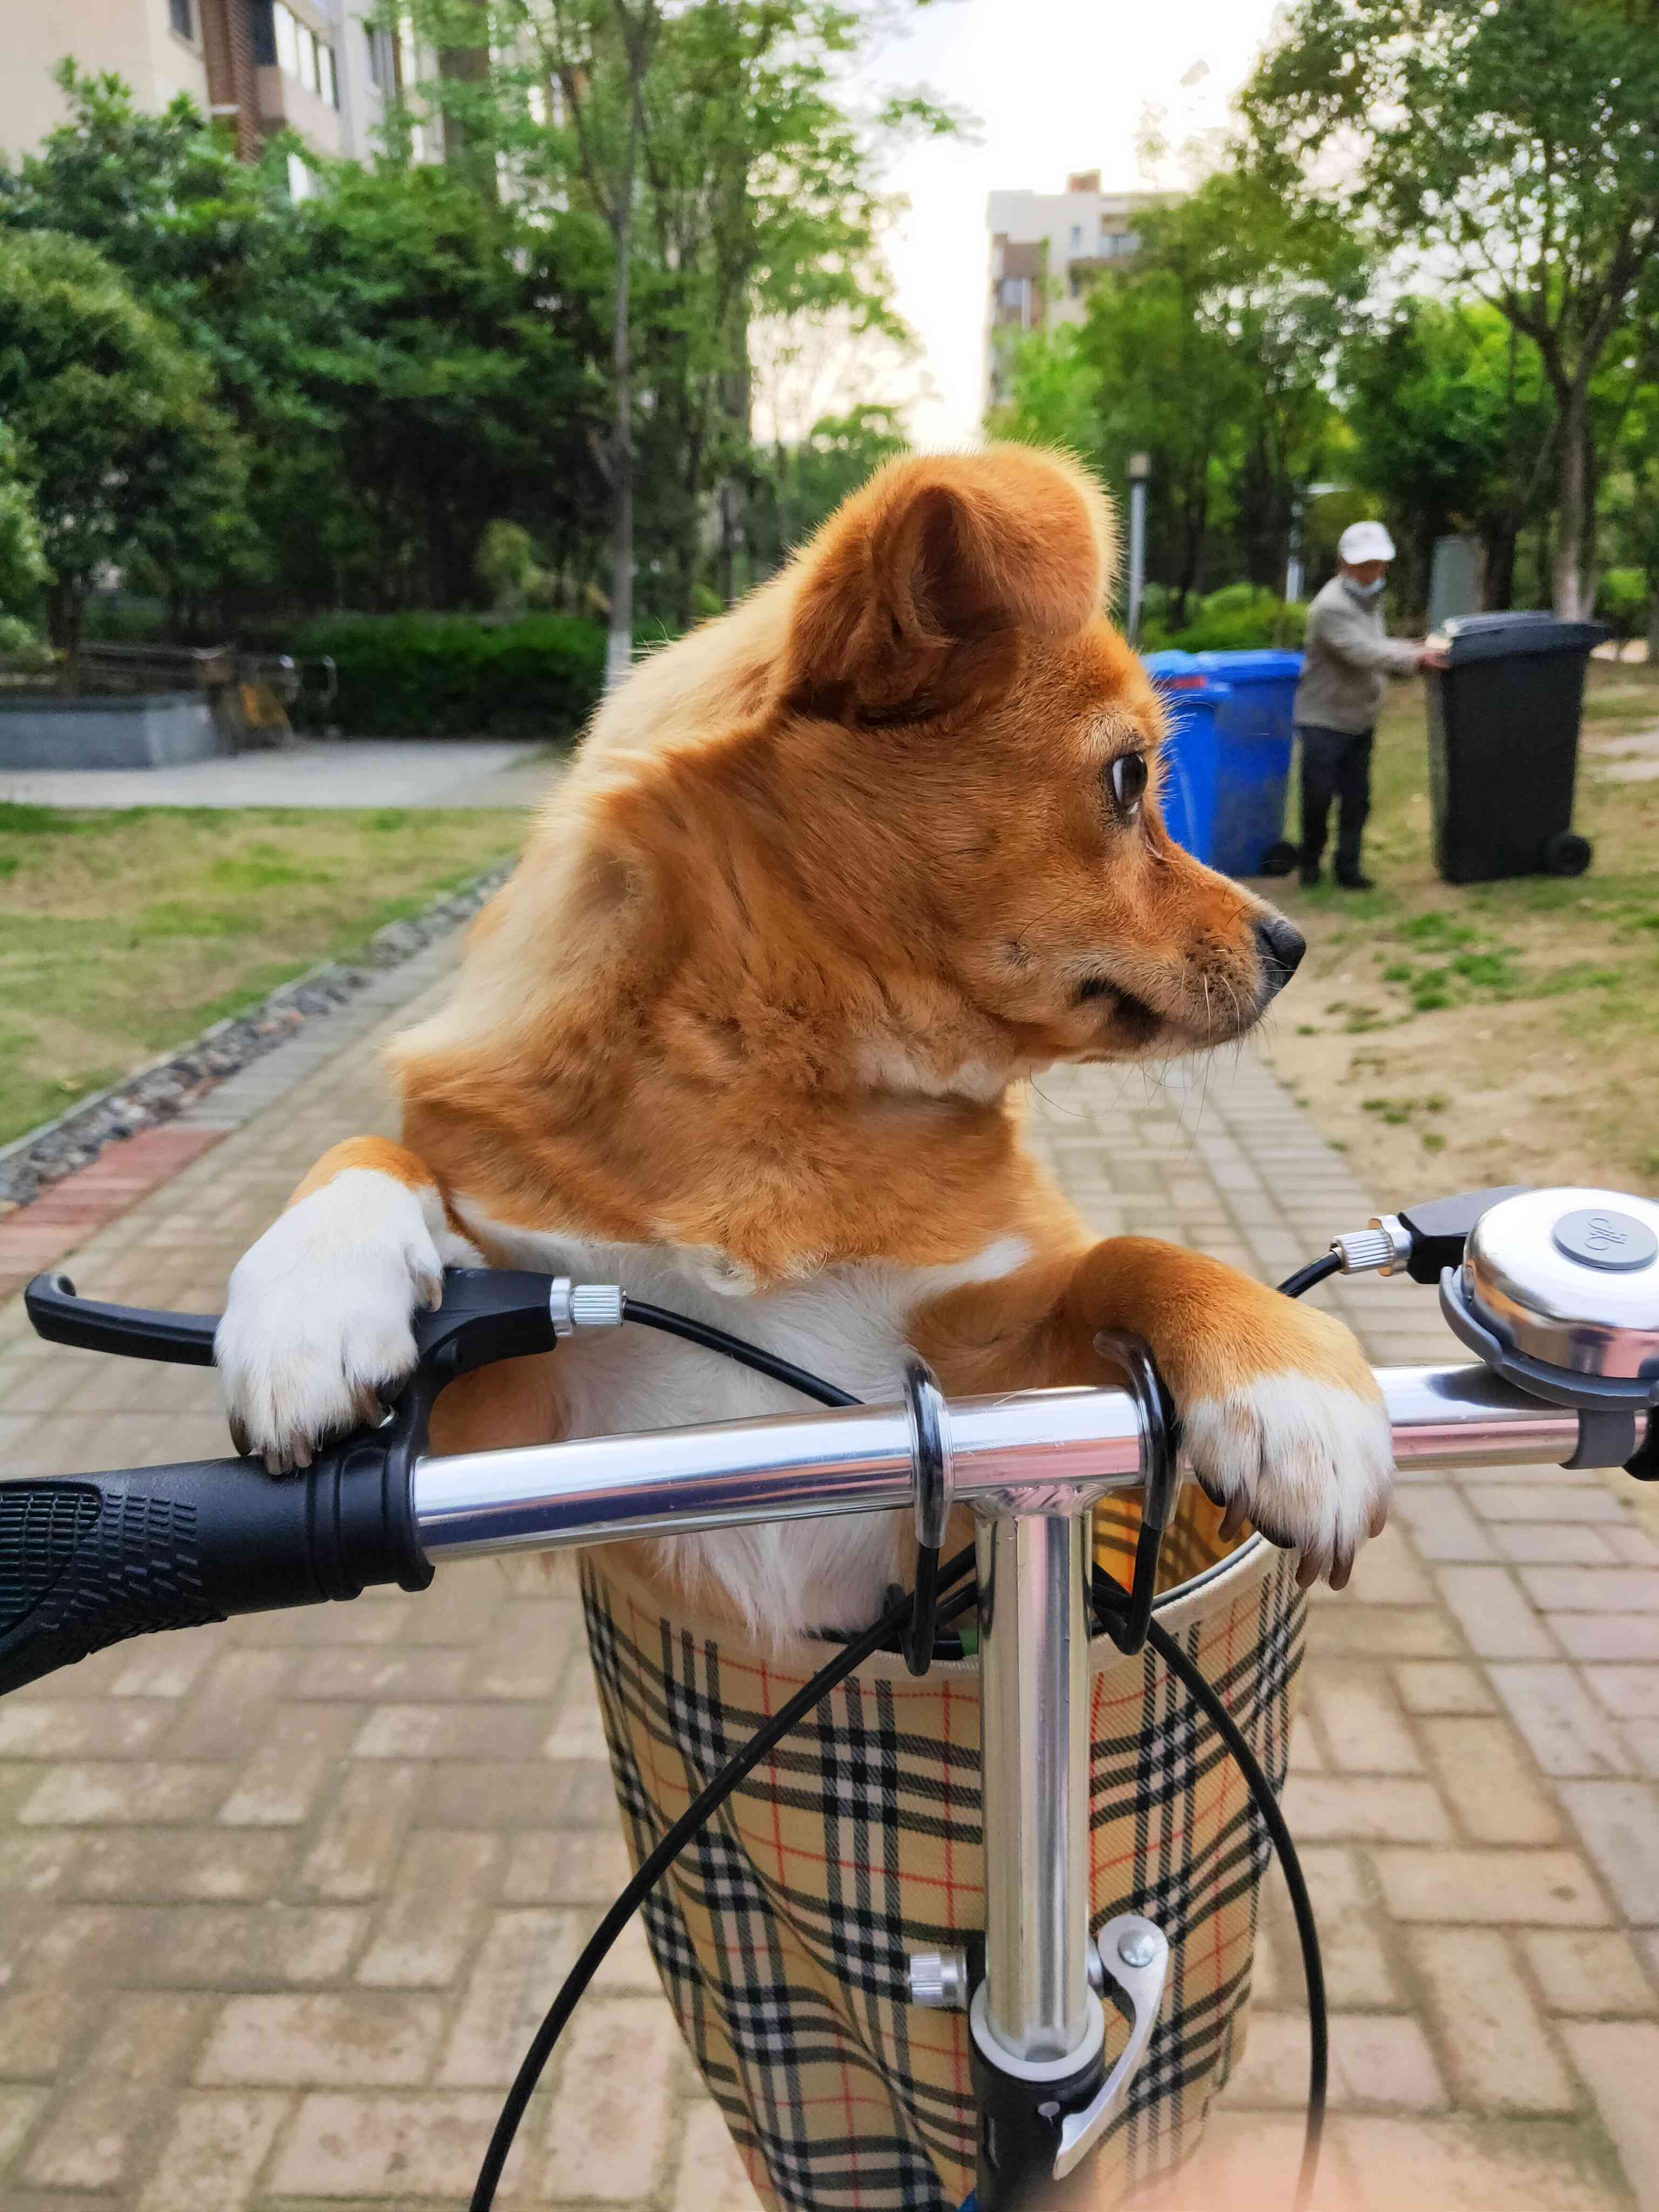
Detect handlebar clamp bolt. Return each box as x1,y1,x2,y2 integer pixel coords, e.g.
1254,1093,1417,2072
907,1948,970,2011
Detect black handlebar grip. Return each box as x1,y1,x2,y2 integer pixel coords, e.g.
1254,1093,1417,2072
0,1430,431,1696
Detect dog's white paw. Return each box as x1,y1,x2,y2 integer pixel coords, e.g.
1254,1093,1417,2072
217,1168,464,1473
1183,1372,1393,1589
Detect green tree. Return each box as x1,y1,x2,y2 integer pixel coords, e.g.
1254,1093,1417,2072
1245,0,1659,617
1340,299,1554,609
397,0,948,638
0,230,246,653
0,424,48,646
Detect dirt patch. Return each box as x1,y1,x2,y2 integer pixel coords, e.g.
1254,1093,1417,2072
1258,661,1659,1204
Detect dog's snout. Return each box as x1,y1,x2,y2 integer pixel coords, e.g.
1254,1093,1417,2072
1253,913,1306,1000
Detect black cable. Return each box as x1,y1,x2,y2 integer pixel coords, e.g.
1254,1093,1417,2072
1277,1251,1341,1300
1147,1617,1326,2212
468,1549,979,2212
623,1298,861,1409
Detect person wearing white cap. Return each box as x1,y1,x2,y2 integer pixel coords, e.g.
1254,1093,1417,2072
1292,521,1446,889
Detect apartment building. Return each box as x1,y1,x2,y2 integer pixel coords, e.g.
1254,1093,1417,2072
984,171,1173,411
0,0,404,179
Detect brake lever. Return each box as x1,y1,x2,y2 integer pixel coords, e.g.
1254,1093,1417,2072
26,1265,562,1399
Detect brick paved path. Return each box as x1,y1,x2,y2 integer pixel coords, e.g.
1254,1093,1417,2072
2,946,1657,2209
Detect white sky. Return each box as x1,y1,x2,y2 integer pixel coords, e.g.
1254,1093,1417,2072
854,0,1285,447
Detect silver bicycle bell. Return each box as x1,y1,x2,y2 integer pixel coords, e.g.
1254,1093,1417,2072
1442,1186,1659,1467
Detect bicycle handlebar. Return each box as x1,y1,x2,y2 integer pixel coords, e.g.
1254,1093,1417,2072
1,1269,1587,1697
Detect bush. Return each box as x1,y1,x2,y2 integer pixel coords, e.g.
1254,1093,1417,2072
1597,568,1649,640
289,612,606,739
1141,587,1308,654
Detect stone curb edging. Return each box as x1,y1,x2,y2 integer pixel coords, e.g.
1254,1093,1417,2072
0,860,513,1214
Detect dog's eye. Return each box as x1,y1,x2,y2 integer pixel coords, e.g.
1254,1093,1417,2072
1109,753,1148,817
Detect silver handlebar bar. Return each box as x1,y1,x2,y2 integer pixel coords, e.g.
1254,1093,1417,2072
413,1361,1582,1562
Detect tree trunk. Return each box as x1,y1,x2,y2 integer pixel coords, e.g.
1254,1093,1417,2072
604,95,642,693
1482,524,1517,611
1647,582,1659,667
1552,380,1591,619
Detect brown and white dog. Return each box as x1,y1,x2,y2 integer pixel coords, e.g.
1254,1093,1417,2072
217,445,1392,1641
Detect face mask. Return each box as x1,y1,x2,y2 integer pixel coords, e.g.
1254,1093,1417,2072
1346,576,1386,602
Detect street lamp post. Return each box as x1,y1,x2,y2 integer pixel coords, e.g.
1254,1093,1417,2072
1126,453,1150,644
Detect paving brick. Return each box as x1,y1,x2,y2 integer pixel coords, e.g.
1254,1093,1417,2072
1332,2114,1629,2212
1437,1567,1560,1660
1305,1667,1422,1774
71,1828,295,1902
267,2089,532,2198
1263,1847,1399,2008
1522,1931,1656,2018
1472,1484,1626,1524
1328,2013,1446,2112
670,2102,761,2212
298,1762,422,1900
218,1704,361,1826
1392,1486,1495,1562
1372,1849,1612,1927
1560,1781,1659,1925
1282,1775,1453,1843
1495,1524,1623,1566
439,1908,586,2086
1487,1664,1633,1781
503,1827,634,1906
1421,1716,1561,1846
161,1649,294,1760
134,2089,289,2212
1393,1660,1498,1716
1585,1667,1659,1721
1306,1607,1461,1661
1561,2021,1659,2209
1405,1926,1577,2114
353,1700,549,1760
145,1906,366,1988
18,1761,229,1826
542,1997,681,2201
0,1700,173,1758
1522,1568,1659,1613
21,1992,206,2188
1557,1615,1659,1662
195,1992,443,2086
356,1831,498,1987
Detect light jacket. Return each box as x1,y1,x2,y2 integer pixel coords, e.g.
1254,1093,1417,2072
1293,574,1420,735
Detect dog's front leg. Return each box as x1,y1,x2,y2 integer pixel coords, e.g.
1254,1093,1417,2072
217,1136,481,1473
913,1236,1393,1588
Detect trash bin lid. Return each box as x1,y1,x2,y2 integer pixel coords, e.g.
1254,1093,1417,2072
1142,649,1230,694
1437,611,1610,664
1192,649,1304,682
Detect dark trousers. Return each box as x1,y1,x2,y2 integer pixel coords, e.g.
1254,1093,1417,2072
1298,723,1374,879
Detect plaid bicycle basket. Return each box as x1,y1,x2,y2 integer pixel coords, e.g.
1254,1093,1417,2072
582,1495,1304,2212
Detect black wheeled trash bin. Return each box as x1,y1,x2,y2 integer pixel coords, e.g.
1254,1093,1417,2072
1425,610,1609,884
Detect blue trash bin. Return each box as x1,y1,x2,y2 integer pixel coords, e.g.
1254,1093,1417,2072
1143,650,1229,867
1193,648,1304,876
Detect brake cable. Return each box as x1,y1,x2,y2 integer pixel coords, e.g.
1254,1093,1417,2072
473,1265,1336,2212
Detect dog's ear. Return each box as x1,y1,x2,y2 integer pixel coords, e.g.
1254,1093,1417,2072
781,446,1115,722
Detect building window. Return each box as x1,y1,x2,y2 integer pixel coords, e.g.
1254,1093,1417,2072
170,0,195,41
1069,223,1082,251
264,2,341,107
365,25,399,93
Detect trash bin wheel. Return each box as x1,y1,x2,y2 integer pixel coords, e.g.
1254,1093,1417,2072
1258,840,1299,879
1542,831,1593,878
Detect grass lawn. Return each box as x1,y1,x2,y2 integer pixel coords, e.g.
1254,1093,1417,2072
0,801,528,1149
1263,657,1659,1204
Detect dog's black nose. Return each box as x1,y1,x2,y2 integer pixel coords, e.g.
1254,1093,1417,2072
1254,913,1306,999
